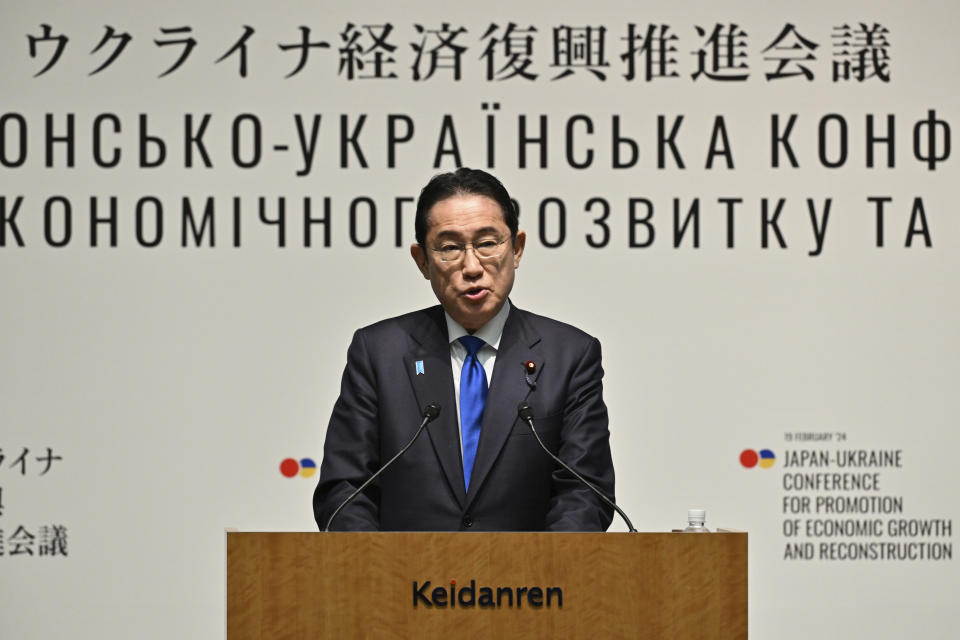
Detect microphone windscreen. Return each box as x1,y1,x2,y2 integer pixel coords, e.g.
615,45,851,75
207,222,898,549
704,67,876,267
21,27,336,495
423,402,441,421
517,402,534,422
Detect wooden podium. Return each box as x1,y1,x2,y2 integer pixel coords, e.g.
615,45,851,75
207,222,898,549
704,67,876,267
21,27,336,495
227,532,747,639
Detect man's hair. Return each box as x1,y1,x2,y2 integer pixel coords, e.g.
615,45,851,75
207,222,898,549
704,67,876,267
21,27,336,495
414,168,518,248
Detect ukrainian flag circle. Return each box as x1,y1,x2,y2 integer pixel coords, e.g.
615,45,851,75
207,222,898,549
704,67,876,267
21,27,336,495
758,449,776,468
299,458,317,478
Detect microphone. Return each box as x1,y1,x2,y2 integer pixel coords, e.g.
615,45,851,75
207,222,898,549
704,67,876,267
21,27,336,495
324,402,441,531
517,402,636,532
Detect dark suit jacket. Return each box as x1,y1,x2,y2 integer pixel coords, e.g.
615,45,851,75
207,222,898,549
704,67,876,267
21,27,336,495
313,303,615,531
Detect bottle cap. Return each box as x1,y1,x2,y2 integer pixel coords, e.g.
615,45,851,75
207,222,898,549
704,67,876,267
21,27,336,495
687,508,706,522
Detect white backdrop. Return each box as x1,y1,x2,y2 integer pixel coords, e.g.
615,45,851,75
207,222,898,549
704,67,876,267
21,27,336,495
1,0,957,637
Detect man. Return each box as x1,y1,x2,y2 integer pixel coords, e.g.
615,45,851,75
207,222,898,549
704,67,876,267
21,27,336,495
313,168,615,531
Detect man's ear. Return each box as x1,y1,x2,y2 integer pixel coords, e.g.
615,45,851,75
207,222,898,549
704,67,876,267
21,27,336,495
410,243,430,279
512,230,526,268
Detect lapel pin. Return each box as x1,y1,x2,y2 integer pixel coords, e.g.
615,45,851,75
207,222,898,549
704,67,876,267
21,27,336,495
415,360,425,375
523,360,537,389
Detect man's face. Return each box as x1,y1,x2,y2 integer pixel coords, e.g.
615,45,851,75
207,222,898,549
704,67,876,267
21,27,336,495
411,194,526,333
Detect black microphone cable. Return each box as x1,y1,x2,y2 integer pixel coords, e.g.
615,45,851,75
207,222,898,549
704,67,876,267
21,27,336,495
517,402,636,532
324,402,441,531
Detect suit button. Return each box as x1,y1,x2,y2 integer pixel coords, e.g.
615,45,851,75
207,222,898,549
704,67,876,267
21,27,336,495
462,514,473,528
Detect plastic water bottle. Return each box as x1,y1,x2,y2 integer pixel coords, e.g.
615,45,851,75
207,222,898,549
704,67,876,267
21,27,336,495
683,508,710,532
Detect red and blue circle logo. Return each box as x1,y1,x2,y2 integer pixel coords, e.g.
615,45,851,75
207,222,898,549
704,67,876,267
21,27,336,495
280,457,317,478
740,449,775,469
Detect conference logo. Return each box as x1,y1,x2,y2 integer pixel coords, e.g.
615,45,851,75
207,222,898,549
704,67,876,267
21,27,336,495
740,449,776,469
280,457,317,478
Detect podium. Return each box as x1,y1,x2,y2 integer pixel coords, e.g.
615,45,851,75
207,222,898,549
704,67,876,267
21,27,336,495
227,532,747,639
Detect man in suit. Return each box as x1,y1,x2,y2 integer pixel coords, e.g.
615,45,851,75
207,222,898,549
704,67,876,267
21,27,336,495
313,168,615,531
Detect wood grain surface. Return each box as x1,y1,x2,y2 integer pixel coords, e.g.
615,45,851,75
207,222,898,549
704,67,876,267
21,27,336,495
227,532,747,639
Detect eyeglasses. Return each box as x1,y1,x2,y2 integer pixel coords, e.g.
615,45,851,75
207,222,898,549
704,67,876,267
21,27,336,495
430,238,509,262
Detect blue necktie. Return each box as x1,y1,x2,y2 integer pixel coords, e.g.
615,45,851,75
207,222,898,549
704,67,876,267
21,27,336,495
458,336,488,491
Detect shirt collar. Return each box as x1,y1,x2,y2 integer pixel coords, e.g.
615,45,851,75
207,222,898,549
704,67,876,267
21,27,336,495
445,299,511,351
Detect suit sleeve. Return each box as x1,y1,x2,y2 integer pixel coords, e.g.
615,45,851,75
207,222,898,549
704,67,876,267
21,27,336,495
312,328,382,531
544,336,616,531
